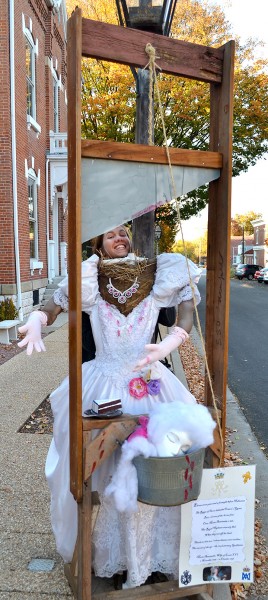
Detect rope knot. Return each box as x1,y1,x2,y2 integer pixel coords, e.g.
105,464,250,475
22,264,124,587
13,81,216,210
144,43,162,72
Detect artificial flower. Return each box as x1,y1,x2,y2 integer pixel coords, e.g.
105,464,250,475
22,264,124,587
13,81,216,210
129,377,148,399
147,379,161,396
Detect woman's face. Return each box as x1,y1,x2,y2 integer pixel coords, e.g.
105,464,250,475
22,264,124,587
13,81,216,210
102,226,131,259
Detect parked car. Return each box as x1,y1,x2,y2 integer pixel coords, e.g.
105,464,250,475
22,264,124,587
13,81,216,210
264,269,268,285
256,267,268,283
235,264,263,280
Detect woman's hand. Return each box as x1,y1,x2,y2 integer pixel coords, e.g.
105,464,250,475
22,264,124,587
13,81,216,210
133,326,189,370
18,311,48,355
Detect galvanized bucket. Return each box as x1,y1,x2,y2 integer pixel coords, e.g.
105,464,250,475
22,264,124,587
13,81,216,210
133,447,205,506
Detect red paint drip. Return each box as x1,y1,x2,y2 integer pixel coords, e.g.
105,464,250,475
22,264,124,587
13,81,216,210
98,438,104,450
91,461,96,474
184,488,188,501
189,475,193,489
190,461,195,471
99,450,104,460
184,468,188,481
185,455,190,465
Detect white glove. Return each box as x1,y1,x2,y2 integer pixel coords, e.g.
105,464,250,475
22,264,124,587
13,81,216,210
18,311,48,355
133,326,189,371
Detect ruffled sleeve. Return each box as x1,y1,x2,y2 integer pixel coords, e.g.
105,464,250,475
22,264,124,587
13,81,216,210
152,253,201,308
53,254,99,313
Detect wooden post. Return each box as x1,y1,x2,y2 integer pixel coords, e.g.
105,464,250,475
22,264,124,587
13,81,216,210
132,69,155,259
205,40,235,460
67,7,83,501
77,432,92,599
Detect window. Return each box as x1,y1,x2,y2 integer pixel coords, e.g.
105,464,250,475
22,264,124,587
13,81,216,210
25,30,36,120
28,175,38,259
53,75,59,132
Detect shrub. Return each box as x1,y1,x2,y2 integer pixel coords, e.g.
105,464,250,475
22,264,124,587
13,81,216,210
0,298,19,322
230,266,236,278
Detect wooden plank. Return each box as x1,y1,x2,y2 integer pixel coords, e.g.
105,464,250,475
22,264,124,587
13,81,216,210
208,408,222,461
81,140,222,169
84,418,138,482
82,18,223,84
67,8,83,501
92,581,212,599
78,431,92,599
205,40,235,461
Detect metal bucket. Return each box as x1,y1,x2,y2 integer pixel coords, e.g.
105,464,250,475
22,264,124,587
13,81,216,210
133,447,205,506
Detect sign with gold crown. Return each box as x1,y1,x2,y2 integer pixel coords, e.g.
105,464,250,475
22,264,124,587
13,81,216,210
179,465,256,587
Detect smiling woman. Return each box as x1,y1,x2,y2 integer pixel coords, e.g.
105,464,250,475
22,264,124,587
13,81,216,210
93,225,132,259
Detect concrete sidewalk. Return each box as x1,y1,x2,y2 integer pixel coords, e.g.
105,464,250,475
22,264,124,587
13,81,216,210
0,318,266,599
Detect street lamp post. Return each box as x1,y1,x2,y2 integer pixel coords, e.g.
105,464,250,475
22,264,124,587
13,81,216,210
116,0,177,258
155,223,162,255
242,225,245,263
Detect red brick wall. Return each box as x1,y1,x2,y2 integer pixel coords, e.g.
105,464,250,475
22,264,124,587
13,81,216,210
1,0,67,290
0,2,15,284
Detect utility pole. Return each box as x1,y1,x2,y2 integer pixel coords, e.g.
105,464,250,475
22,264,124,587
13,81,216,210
132,69,155,259
242,225,245,263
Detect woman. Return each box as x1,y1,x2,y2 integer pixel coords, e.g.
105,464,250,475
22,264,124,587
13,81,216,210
18,224,201,587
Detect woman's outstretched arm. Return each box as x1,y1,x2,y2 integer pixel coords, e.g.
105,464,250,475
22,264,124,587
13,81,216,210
18,299,63,355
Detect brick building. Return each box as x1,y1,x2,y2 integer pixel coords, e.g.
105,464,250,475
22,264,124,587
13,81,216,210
0,0,67,319
251,218,268,267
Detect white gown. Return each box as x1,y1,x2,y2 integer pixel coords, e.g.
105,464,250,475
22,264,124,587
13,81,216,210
45,253,201,586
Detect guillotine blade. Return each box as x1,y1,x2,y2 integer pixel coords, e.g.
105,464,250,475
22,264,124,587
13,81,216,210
81,158,220,243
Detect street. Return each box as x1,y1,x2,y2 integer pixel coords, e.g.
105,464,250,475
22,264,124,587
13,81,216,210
196,274,268,451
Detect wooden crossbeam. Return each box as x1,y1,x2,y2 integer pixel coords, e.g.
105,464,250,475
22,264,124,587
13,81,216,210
82,18,223,84
81,140,222,169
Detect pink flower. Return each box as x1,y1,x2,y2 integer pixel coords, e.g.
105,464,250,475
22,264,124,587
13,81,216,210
129,377,148,399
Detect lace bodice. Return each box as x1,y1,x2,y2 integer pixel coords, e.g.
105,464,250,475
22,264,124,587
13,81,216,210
92,297,157,385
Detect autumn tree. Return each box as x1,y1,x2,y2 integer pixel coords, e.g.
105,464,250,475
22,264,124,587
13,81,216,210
155,203,179,253
66,0,268,223
231,211,262,236
172,239,198,262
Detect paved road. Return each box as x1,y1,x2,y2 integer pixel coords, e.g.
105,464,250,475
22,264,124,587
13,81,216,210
196,273,268,450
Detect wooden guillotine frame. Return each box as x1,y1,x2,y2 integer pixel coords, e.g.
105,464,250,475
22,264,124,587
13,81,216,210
65,7,234,599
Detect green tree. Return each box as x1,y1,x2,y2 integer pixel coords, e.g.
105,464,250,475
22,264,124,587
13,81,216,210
67,0,268,224
231,211,262,235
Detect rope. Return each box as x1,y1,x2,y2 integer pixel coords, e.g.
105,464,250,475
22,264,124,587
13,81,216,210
144,43,224,465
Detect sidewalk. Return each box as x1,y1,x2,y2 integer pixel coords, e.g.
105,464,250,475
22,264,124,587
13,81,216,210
0,318,266,599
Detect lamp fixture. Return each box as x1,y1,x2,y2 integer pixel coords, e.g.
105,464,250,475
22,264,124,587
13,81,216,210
116,0,177,36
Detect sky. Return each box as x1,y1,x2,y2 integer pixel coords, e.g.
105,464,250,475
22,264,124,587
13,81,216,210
180,0,268,240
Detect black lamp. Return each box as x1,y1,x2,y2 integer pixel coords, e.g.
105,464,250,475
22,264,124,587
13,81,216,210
116,0,177,35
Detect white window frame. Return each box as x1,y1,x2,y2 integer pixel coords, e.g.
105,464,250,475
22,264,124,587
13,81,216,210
256,227,259,244
28,170,38,262
25,29,36,120
23,16,41,134
53,71,60,133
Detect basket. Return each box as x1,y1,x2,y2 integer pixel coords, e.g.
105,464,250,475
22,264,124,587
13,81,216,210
133,447,205,506
98,258,156,316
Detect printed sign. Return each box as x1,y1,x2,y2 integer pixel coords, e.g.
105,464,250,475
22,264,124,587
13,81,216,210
179,465,255,587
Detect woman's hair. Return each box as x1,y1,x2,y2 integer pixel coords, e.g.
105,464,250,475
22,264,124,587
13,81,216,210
91,225,132,257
